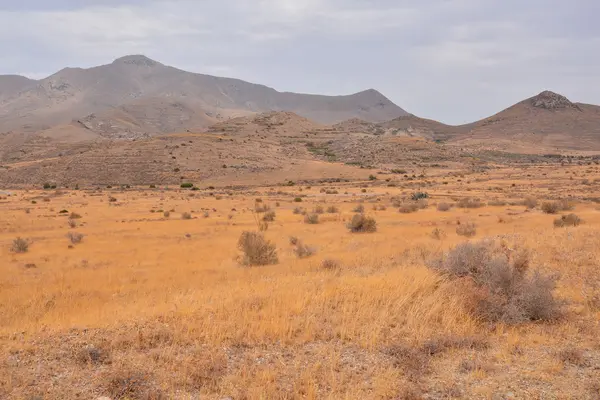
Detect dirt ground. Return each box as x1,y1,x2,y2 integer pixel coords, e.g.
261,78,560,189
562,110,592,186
1,165,600,399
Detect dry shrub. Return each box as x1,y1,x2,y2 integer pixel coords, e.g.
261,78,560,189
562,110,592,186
398,202,419,214
76,345,110,366
289,236,299,246
163,211,170,218
293,207,304,215
428,240,561,324
68,218,77,228
456,222,477,237
542,199,574,214
553,213,581,228
437,202,452,212
238,231,278,266
430,228,446,240
347,213,377,233
456,198,484,209
304,213,319,224
488,199,507,206
326,205,339,213
313,205,325,214
523,197,538,209
293,241,316,258
181,212,192,220
255,203,270,213
353,204,365,213
321,259,341,270
263,210,276,222
557,347,587,367
69,212,82,219
11,237,29,253
104,370,164,400
67,232,84,244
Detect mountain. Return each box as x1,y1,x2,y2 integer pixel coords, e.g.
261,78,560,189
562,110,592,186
449,91,600,152
0,55,407,138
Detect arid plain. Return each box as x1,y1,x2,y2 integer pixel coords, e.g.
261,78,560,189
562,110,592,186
2,162,600,399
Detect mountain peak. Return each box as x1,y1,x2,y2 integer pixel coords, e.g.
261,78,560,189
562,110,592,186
531,90,579,110
112,55,160,67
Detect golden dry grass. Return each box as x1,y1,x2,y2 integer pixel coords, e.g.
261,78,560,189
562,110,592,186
1,167,600,399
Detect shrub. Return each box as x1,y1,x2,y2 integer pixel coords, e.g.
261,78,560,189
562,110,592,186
293,197,303,203
238,232,278,266
182,212,192,220
67,232,84,244
353,204,365,213
456,198,484,208
294,241,316,258
554,213,581,228
398,202,419,214
431,228,446,240
347,214,377,233
11,237,29,253
437,202,451,212
255,203,270,213
321,259,341,270
59,209,69,214
541,201,560,214
108,196,117,203
523,197,538,209
163,211,170,218
542,199,574,214
428,240,560,323
289,236,299,246
180,183,194,188
411,192,429,201
304,213,319,224
67,219,77,228
69,212,82,219
293,207,304,215
263,210,276,222
326,206,339,213
313,206,324,214
456,222,477,237
369,174,377,181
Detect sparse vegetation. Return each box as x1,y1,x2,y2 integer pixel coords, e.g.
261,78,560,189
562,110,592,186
347,213,377,233
180,182,194,188
304,213,319,224
554,213,581,227
263,210,276,221
326,205,339,213
67,232,84,244
181,212,192,220
456,198,484,209
353,204,365,213
428,240,560,323
11,237,29,253
456,222,477,237
437,202,452,212
293,241,316,258
237,231,278,266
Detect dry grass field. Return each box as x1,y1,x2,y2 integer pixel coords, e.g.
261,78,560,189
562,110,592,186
1,164,600,399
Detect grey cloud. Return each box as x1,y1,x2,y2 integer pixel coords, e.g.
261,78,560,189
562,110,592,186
0,0,598,124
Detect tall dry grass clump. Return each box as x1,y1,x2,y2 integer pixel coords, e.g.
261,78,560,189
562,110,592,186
237,232,278,266
428,240,561,323
456,198,484,209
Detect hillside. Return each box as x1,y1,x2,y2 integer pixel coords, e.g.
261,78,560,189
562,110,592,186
447,91,600,152
0,55,407,138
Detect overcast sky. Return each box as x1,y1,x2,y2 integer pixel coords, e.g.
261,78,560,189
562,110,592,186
1,0,598,124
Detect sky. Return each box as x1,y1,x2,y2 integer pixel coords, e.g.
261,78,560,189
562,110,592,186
0,0,598,124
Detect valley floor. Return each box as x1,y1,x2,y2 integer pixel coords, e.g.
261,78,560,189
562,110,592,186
1,165,600,399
